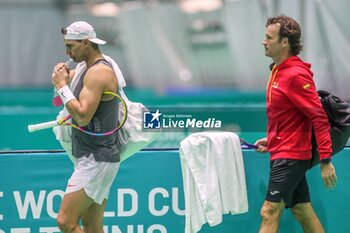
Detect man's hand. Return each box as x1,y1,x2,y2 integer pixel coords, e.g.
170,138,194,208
52,62,70,89
321,162,337,190
255,137,268,153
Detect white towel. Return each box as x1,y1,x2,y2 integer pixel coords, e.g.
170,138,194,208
53,54,126,163
179,131,249,233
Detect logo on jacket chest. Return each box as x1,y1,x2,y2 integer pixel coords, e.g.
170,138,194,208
272,81,279,89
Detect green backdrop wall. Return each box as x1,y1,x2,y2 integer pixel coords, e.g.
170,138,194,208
0,149,349,232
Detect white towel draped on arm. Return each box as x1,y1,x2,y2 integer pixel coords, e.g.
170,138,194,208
179,131,248,233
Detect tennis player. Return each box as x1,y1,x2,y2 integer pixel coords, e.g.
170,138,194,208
51,21,121,233
255,15,337,233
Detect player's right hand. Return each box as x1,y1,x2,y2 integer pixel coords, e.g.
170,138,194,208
255,137,268,153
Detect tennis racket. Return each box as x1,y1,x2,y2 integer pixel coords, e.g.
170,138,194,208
240,138,258,149
28,91,127,136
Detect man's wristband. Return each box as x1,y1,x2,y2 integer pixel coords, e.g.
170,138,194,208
320,158,332,165
57,85,76,106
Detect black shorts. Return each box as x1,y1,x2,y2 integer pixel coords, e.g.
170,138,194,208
266,158,311,208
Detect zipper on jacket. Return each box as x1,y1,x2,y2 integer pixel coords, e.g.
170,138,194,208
266,65,278,102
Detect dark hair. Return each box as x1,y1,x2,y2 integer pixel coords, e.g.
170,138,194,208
266,14,303,55
90,42,99,50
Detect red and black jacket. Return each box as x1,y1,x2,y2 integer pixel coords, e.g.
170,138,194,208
266,56,332,161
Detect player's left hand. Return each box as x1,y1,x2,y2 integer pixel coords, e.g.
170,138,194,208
321,162,337,190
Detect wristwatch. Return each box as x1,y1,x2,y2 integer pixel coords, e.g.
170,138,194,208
320,158,332,164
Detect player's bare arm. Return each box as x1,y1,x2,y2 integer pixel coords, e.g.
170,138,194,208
65,64,117,126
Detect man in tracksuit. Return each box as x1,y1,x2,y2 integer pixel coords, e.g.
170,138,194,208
255,15,337,233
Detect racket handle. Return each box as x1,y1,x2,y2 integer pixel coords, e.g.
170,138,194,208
28,121,58,133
